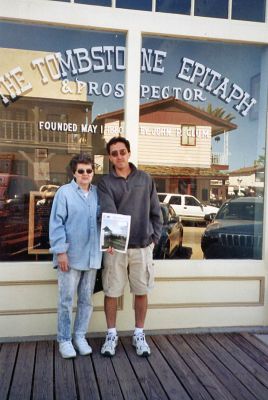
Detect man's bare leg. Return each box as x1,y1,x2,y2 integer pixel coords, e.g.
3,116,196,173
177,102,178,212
104,296,117,328
134,294,148,328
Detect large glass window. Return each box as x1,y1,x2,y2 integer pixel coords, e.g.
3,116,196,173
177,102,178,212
50,0,267,24
156,0,191,15
116,0,152,11
0,22,125,261
194,0,228,19
232,0,266,22
52,0,267,23
75,0,111,5
139,36,267,260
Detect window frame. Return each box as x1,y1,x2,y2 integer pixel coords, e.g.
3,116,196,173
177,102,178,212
181,125,197,146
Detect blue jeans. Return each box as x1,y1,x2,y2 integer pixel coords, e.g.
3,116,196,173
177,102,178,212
57,268,97,343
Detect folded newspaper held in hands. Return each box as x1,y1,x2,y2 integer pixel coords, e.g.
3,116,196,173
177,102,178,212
100,213,131,253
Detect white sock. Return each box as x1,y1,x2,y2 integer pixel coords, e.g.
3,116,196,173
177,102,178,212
107,328,117,336
134,327,144,336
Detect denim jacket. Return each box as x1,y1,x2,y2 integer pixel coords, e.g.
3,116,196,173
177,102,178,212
49,179,102,270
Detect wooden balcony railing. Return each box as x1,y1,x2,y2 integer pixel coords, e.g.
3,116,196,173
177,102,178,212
0,120,90,146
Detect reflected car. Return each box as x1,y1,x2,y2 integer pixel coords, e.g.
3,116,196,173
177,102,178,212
0,173,37,213
201,197,263,259
153,203,184,259
0,174,38,259
158,193,219,224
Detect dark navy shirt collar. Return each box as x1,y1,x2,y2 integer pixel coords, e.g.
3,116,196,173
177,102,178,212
111,162,137,178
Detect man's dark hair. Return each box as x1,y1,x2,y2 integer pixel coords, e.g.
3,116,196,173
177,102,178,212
106,136,131,154
69,153,93,173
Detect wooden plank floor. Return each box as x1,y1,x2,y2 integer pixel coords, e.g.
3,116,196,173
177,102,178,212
1,333,268,400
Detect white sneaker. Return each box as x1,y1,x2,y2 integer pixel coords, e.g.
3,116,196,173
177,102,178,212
59,341,76,359
73,337,92,356
132,333,151,357
101,333,118,357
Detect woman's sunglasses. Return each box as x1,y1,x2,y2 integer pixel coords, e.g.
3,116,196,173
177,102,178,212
76,168,93,175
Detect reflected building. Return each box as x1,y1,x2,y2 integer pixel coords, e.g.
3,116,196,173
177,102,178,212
95,97,237,204
0,48,108,261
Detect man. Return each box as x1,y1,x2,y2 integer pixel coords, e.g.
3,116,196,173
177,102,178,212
98,136,162,357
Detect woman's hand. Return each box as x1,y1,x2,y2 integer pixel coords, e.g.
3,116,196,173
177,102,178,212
57,253,69,272
106,246,114,255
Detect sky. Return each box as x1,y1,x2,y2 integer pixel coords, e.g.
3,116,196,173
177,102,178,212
0,21,267,170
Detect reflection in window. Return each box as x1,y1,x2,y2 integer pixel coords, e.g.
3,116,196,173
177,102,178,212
232,0,266,22
0,108,28,121
0,23,125,261
217,200,263,221
140,35,266,260
185,196,200,206
202,188,208,201
156,0,191,15
255,171,265,183
74,0,111,5
158,193,168,202
202,198,263,259
181,126,196,146
169,195,182,205
195,0,228,19
116,0,152,11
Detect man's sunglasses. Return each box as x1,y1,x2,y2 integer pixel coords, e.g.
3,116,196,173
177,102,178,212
76,168,93,174
110,149,128,157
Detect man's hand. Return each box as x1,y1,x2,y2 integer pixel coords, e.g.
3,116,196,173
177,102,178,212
57,253,69,272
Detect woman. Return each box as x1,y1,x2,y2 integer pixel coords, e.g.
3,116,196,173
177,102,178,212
49,153,101,358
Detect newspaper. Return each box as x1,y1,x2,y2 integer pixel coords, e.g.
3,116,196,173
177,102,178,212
100,213,131,253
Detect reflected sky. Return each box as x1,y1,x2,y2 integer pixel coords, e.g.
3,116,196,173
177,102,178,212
0,21,267,170
0,21,126,119
141,36,267,170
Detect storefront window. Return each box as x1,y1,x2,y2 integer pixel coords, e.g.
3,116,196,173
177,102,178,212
50,0,267,23
116,0,152,11
140,36,267,260
0,22,125,261
156,0,191,14
194,0,228,19
75,0,111,5
232,0,266,22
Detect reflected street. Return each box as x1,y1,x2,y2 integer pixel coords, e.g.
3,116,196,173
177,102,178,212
183,225,206,259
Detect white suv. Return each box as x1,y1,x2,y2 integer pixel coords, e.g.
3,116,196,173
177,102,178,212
158,193,219,223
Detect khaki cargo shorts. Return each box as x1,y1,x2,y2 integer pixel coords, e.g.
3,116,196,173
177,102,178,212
102,243,154,297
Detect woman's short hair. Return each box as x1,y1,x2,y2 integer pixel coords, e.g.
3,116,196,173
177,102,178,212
69,153,93,173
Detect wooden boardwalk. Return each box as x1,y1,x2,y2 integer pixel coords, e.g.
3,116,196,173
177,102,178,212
1,333,268,400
